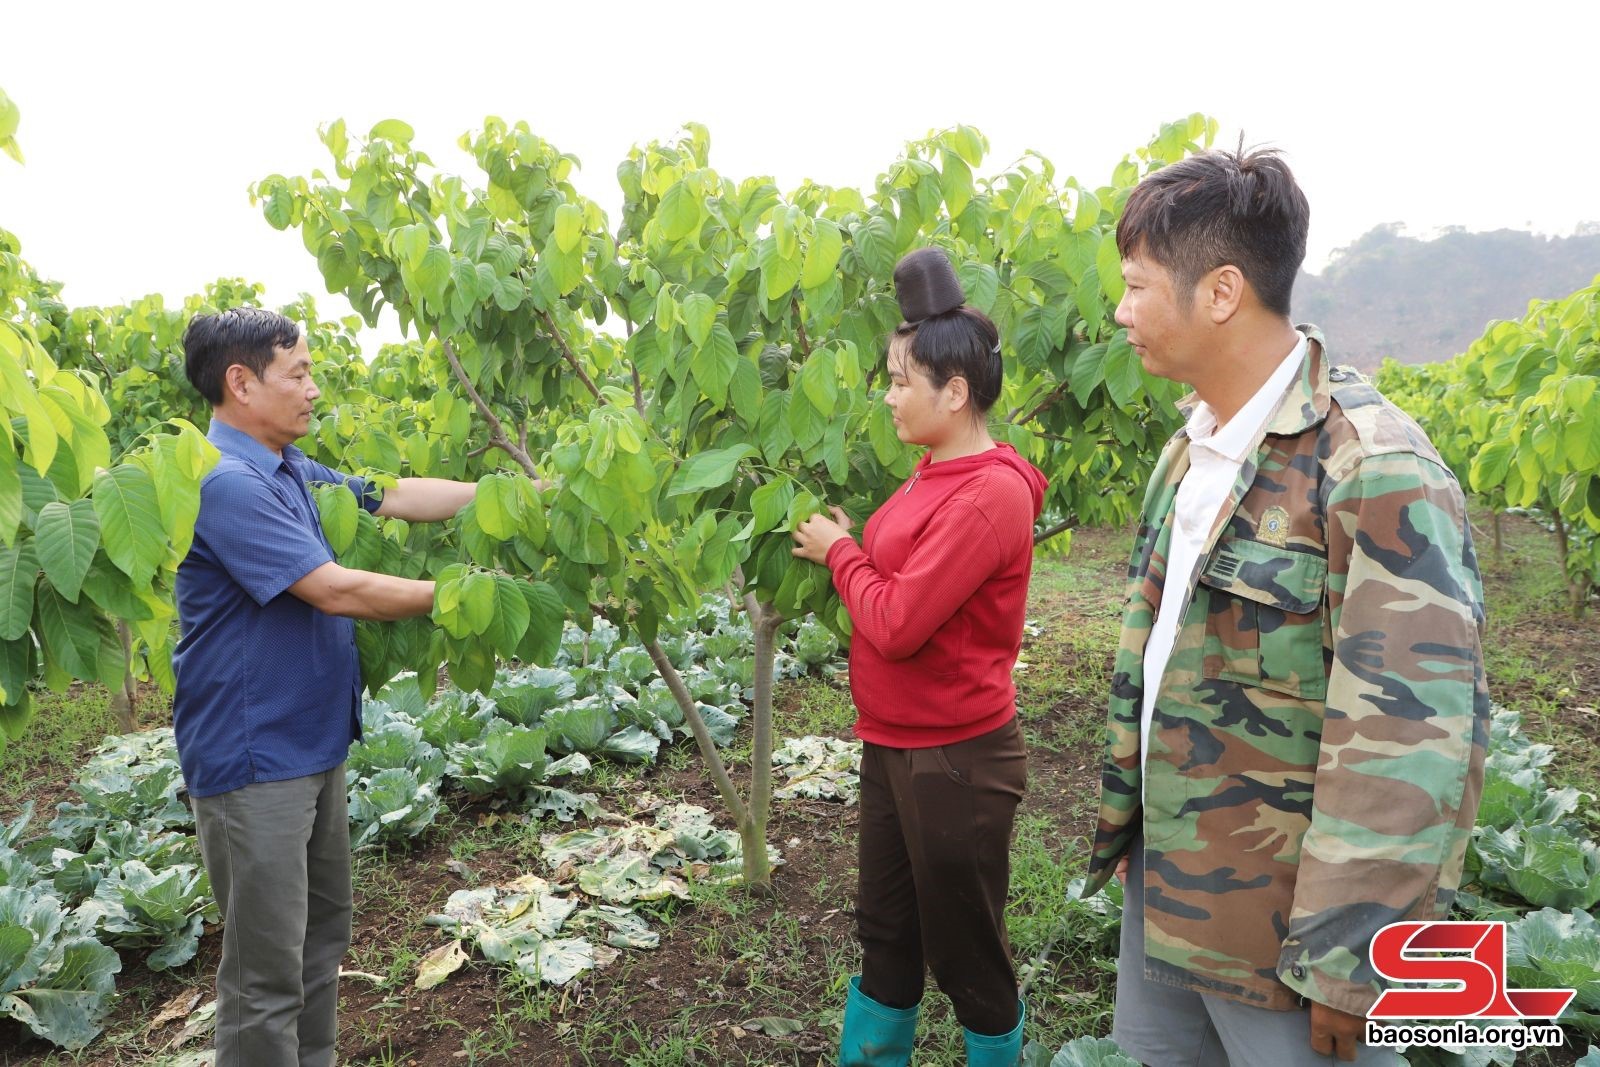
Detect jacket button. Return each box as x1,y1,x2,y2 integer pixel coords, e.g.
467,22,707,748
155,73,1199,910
1291,964,1307,979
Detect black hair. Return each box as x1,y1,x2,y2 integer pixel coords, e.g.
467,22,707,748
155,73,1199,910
889,305,1003,416
1116,147,1309,315
182,307,301,404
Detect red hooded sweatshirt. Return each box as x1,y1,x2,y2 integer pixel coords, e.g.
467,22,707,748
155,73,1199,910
824,443,1048,748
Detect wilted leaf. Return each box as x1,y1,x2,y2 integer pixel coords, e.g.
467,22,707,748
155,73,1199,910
415,939,468,990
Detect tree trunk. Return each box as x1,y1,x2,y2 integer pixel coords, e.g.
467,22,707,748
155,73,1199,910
738,817,772,895
643,605,782,896
108,622,138,734
1491,510,1504,566
644,638,749,822
747,605,783,872
1551,513,1586,619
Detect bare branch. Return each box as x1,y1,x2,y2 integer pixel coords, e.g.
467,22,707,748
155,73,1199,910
791,297,813,358
436,335,539,480
1033,517,1076,546
537,309,605,403
625,319,646,417
1015,377,1075,425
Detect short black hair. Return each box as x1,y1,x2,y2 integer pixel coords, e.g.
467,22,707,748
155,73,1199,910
1116,147,1309,316
889,305,1003,417
182,307,300,404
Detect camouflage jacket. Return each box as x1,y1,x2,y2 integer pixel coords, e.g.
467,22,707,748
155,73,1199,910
1081,326,1489,1015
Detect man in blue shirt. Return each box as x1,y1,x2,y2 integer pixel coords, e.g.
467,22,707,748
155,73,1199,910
174,307,481,1067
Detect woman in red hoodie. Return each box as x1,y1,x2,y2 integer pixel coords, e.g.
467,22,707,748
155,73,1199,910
793,247,1048,1066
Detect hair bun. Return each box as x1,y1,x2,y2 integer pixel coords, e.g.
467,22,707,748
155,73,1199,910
893,247,966,325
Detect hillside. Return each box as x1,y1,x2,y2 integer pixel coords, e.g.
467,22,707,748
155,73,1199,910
1292,225,1600,369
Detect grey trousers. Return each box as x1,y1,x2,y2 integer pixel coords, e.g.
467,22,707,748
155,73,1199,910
193,766,353,1067
1111,832,1402,1067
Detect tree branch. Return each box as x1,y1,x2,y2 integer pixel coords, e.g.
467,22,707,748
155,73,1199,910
626,320,645,417
1014,377,1075,425
86,334,115,388
437,335,539,480
537,309,605,403
791,297,813,359
1033,517,1076,545
645,638,750,827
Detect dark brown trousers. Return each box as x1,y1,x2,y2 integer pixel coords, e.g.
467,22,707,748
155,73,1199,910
856,717,1027,1036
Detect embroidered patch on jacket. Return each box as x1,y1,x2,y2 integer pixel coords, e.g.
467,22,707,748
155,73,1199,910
1256,505,1291,547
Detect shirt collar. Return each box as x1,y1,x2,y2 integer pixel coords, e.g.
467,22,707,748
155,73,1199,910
206,418,304,476
1182,333,1308,463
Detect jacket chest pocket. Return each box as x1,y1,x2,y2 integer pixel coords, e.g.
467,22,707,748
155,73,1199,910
1198,538,1328,700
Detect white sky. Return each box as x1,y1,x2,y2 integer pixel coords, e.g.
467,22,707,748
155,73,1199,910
3,0,1594,351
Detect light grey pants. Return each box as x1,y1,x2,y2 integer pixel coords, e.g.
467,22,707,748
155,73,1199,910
1111,832,1402,1067
193,766,353,1067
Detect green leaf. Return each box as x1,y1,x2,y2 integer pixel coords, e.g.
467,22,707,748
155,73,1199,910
854,215,897,277
313,483,359,557
1506,908,1600,1013
0,89,18,142
729,355,762,418
758,392,794,463
392,224,428,271
516,581,565,665
867,399,903,465
0,540,38,641
552,203,584,253
458,571,497,638
369,118,415,143
1068,343,1110,406
0,454,21,546
758,238,801,302
32,582,106,683
491,575,531,653
939,150,974,216
0,611,33,704
415,245,452,307
957,262,1000,314
87,465,163,589
801,219,843,289
474,474,523,540
1102,336,1144,409
680,292,716,348
799,350,838,416
34,500,99,604
787,389,826,451
749,480,794,538
4,934,120,1050
1073,188,1102,233
667,445,757,498
690,325,740,408
659,181,701,242
1096,232,1126,305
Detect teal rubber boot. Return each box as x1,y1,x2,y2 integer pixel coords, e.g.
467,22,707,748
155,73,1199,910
963,999,1024,1066
838,975,919,1066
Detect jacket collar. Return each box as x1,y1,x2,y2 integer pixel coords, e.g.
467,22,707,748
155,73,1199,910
1172,324,1331,440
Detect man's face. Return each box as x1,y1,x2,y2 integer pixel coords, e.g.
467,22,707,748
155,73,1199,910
245,336,320,449
1115,254,1209,385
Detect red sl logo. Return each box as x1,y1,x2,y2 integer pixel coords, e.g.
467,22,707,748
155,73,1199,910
1368,921,1576,1020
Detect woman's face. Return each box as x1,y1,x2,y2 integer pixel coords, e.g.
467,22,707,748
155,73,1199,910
884,342,959,447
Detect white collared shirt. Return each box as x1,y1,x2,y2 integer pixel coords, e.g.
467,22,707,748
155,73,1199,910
1139,334,1308,782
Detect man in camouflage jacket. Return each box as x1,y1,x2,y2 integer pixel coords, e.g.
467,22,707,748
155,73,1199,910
1083,149,1489,1064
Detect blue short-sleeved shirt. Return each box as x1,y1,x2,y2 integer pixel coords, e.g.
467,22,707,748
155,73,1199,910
172,420,383,798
